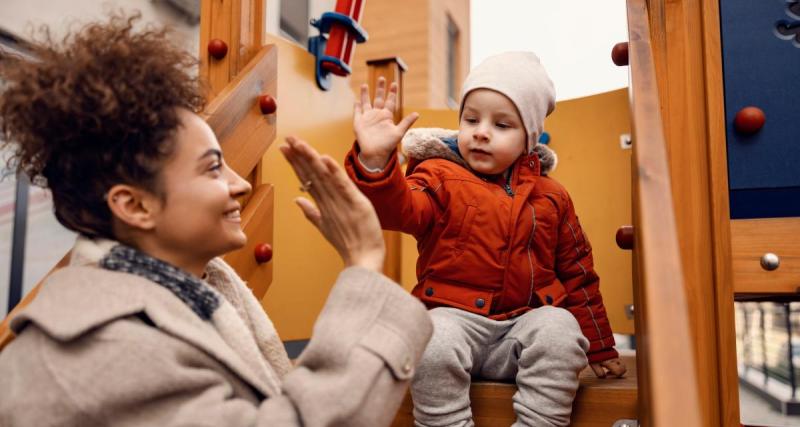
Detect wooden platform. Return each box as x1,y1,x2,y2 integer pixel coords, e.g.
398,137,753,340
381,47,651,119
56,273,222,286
391,353,637,427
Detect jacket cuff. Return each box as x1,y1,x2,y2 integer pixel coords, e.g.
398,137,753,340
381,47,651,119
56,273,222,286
587,347,619,363
302,267,433,378
346,142,399,183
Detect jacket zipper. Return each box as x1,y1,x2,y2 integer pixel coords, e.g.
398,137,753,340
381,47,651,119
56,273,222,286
503,165,515,197
525,203,537,306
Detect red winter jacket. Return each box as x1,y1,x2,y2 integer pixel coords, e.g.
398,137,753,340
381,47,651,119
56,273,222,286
344,134,617,363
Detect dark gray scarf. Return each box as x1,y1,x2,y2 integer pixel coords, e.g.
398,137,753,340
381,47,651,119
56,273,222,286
100,245,220,320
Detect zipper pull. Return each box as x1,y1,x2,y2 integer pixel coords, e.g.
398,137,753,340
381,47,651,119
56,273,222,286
504,183,514,197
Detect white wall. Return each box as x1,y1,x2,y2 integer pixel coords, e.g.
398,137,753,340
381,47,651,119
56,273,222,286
471,0,629,101
0,0,200,317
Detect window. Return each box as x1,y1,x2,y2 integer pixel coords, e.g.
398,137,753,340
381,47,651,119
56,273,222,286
280,0,310,45
446,16,459,108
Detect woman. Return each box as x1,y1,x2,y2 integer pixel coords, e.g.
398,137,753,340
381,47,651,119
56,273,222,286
0,15,431,426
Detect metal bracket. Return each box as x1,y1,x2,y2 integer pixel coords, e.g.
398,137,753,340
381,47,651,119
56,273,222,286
620,133,632,150
307,12,368,91
613,419,639,427
625,304,635,319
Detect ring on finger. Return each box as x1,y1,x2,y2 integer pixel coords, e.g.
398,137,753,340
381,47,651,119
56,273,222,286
299,180,313,192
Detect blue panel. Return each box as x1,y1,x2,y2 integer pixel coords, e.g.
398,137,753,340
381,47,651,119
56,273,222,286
720,0,800,191
729,187,800,219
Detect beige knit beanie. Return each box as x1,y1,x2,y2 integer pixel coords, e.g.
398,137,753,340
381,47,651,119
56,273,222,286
460,51,556,152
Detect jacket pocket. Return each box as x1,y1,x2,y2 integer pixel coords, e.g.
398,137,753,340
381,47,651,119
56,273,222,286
417,279,494,316
534,279,567,307
454,205,478,253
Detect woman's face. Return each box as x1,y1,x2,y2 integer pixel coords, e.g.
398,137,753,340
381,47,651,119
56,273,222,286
149,109,252,262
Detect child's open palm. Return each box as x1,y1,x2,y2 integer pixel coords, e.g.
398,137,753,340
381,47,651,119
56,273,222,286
354,77,418,170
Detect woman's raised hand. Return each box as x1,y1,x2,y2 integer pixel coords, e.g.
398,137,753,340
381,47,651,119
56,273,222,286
353,77,419,170
280,136,385,272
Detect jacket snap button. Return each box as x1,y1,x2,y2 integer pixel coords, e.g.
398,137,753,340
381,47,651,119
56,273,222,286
545,295,554,305
475,298,486,308
425,287,434,297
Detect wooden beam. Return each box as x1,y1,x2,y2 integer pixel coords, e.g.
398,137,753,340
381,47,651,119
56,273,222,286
627,0,704,424
202,45,277,181
367,57,408,283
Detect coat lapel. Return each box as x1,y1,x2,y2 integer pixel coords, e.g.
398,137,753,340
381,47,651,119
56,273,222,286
14,266,278,398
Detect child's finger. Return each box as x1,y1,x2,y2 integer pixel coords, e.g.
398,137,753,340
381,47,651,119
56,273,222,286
354,101,362,116
384,82,398,112
603,360,627,378
373,77,386,109
396,112,420,134
589,363,607,378
360,84,372,110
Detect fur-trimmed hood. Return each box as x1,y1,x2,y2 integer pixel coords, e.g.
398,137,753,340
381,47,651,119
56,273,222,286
401,127,558,176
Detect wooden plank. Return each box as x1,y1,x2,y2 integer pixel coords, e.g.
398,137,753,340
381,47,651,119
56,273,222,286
391,354,637,427
223,184,274,299
700,0,741,423
0,252,71,352
627,0,704,425
200,0,235,98
731,218,800,294
202,44,277,180
367,58,407,283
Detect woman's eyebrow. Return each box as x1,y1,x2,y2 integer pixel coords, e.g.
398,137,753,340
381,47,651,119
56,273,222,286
198,148,222,162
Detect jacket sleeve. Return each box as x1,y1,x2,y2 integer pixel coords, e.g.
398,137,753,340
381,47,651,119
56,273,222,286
0,268,432,427
554,193,618,363
344,142,442,239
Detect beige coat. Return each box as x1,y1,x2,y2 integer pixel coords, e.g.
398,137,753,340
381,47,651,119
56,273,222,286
0,238,432,426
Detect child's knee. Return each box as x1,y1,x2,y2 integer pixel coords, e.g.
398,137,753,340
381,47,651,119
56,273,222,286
517,307,588,352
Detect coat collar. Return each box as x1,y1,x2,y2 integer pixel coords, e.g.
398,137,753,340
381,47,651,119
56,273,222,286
401,127,558,181
11,236,280,398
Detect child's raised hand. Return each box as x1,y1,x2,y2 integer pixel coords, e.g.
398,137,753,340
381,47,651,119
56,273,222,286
589,357,627,379
354,77,419,170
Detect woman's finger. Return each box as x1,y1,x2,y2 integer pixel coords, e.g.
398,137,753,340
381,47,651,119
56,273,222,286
373,77,386,110
360,83,372,110
295,197,322,229
283,138,323,200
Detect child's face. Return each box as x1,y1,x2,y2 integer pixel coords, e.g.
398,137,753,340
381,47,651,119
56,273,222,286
457,89,527,176
148,109,252,262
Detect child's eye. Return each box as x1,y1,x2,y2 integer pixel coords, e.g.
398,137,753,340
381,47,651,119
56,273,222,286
464,117,478,124
496,122,511,129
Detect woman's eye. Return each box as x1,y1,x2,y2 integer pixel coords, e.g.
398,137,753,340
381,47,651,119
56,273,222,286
209,163,222,173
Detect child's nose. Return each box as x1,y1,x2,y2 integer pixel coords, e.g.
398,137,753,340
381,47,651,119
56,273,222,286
473,124,490,142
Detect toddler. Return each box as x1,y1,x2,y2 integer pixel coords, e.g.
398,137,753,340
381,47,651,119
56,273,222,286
345,52,626,427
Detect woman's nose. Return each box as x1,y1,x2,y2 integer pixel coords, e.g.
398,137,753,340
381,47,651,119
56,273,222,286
228,167,252,198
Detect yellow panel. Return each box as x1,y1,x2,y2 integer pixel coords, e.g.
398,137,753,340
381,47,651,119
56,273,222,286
258,35,358,340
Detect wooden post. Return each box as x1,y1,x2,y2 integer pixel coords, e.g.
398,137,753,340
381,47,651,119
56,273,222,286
367,57,407,283
200,0,265,99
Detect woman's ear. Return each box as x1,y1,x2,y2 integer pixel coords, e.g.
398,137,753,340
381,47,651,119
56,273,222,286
106,184,161,231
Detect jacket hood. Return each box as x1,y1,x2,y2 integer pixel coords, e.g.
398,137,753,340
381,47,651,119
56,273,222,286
401,127,557,175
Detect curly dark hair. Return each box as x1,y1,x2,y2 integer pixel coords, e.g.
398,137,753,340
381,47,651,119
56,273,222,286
0,14,205,239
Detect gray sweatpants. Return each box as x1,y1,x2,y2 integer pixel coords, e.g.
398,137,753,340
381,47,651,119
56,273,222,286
410,306,589,427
